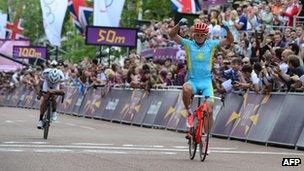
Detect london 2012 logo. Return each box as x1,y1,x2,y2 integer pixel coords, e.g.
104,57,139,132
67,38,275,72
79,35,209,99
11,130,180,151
42,0,56,26
105,0,113,7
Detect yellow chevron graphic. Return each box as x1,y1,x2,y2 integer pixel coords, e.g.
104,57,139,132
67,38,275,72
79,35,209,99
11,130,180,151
243,92,248,108
245,125,249,135
121,104,129,113
12,95,17,100
134,105,141,112
84,100,91,108
253,105,259,112
67,99,72,104
25,96,32,102
165,107,176,118
250,114,259,125
180,109,188,118
261,94,270,104
95,101,101,108
226,111,240,126
142,91,147,98
63,99,72,109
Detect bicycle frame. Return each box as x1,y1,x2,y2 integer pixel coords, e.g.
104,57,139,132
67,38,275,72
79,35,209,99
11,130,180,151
194,99,209,144
188,93,225,161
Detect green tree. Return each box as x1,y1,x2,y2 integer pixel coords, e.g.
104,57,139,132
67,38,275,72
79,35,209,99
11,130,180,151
121,0,172,27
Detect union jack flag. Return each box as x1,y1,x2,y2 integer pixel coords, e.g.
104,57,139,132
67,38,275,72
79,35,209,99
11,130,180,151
171,0,201,14
5,19,25,39
68,0,93,35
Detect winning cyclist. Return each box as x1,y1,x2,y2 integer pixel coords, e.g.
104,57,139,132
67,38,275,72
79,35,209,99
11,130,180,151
169,18,233,138
37,67,65,129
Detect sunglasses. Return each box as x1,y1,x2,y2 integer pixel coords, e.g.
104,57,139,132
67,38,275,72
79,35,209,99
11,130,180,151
194,33,207,37
243,61,249,64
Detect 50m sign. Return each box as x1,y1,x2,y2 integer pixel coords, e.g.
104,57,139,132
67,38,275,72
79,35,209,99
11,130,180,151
86,26,138,47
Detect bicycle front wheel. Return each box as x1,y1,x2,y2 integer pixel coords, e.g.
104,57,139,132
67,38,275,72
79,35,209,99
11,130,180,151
188,127,197,160
43,104,52,139
199,113,210,161
43,120,49,139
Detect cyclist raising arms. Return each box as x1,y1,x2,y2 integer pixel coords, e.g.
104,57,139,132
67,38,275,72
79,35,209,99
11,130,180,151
37,66,65,129
169,19,233,138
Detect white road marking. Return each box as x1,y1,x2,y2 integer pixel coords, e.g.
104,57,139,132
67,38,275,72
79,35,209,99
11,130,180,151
211,150,304,156
0,144,302,156
83,150,128,154
161,152,176,155
33,149,73,153
79,126,95,130
71,143,114,146
122,144,164,148
172,146,237,150
0,148,24,152
5,120,14,123
65,123,76,126
172,146,187,149
0,144,186,152
2,141,47,144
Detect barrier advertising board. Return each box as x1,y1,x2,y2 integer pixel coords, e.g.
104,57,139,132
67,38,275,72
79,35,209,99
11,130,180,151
212,93,243,137
268,94,304,146
246,94,285,143
229,93,263,139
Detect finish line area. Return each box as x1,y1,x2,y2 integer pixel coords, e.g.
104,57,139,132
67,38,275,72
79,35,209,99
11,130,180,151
0,107,303,171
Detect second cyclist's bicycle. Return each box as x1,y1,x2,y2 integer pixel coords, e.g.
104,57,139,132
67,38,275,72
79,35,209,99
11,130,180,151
42,90,65,139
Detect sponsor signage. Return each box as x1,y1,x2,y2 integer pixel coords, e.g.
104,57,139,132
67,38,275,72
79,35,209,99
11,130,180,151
86,26,137,47
13,46,47,59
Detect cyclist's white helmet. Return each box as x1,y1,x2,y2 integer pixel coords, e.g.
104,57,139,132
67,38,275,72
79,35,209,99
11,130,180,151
48,68,62,83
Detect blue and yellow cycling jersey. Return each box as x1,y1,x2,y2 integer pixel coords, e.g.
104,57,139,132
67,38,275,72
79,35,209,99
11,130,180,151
181,38,220,79
181,38,220,97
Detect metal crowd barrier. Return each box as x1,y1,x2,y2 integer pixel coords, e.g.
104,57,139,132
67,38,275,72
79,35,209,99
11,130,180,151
0,86,304,150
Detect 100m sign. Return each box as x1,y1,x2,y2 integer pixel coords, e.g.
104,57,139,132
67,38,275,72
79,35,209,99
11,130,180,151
97,30,125,44
19,48,42,58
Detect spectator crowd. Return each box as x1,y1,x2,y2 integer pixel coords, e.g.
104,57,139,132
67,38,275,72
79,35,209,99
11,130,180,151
1,0,304,95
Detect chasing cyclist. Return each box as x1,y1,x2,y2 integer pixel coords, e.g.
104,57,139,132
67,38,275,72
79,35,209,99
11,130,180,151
37,66,65,129
169,18,233,138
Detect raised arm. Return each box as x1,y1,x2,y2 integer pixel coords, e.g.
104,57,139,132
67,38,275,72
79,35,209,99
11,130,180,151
169,18,187,44
219,25,234,47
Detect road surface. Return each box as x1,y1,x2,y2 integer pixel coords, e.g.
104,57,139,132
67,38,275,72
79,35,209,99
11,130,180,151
0,107,303,171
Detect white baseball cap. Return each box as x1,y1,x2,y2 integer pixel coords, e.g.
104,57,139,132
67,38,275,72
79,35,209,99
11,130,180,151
300,75,304,84
50,60,58,66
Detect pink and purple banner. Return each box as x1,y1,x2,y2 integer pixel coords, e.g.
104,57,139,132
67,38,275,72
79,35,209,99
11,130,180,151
203,0,226,6
0,39,30,71
86,26,138,47
141,48,179,60
13,46,47,59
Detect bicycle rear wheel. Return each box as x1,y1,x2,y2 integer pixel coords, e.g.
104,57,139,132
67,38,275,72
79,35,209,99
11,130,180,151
199,112,210,161
43,105,51,139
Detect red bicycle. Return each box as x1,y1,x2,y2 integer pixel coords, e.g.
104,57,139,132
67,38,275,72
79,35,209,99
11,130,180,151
188,91,224,161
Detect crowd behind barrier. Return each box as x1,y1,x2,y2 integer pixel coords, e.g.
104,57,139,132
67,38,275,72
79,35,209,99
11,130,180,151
137,0,304,93
0,0,304,148
0,85,304,150
2,1,304,94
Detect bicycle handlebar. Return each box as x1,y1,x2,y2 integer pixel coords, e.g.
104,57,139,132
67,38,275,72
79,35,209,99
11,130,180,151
46,91,65,103
193,94,226,107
